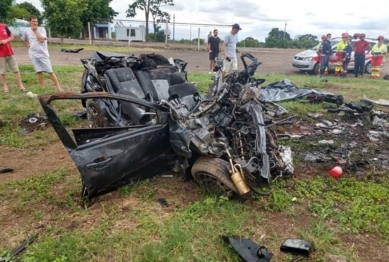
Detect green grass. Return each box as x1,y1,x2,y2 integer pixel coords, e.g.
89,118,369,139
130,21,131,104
1,66,389,261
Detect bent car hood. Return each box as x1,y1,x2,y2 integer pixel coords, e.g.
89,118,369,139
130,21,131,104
294,50,317,58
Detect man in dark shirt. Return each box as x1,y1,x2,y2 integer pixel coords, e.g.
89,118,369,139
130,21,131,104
319,33,332,76
207,29,221,74
353,33,371,77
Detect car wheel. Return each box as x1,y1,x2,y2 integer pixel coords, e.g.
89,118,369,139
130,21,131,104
191,157,242,198
313,63,320,75
86,100,108,128
365,61,372,74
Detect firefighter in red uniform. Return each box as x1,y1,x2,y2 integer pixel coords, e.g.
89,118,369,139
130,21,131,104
334,33,348,76
370,35,387,79
0,23,26,93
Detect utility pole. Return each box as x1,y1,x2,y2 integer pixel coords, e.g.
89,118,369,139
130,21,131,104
283,22,287,39
173,14,175,41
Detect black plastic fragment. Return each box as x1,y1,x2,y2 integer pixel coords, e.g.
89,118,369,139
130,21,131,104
0,168,14,174
157,198,169,207
222,235,273,262
280,238,314,256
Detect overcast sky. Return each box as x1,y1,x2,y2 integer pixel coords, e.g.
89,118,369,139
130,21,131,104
16,0,389,42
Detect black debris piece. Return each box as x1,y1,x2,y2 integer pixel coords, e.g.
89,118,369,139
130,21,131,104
280,238,314,257
0,168,14,174
157,198,169,207
61,48,84,53
222,235,273,262
19,113,49,135
260,79,343,105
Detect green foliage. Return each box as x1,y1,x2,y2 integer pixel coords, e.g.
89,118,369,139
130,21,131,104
0,0,13,21
40,0,87,42
237,37,264,48
126,0,174,41
265,29,321,49
15,2,43,23
8,5,30,20
80,0,118,38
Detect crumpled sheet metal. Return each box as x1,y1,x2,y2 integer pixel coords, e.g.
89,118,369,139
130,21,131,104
362,95,389,107
260,79,341,103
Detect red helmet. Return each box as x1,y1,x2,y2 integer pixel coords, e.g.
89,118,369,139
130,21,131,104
321,35,326,39
378,35,384,40
341,33,349,38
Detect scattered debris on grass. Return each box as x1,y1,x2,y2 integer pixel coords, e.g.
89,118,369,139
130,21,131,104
19,113,49,135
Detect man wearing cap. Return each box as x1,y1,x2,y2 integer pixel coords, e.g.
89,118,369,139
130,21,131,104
353,33,371,77
319,33,332,76
222,23,241,75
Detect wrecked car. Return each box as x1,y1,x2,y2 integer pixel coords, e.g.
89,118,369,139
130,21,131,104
38,53,293,200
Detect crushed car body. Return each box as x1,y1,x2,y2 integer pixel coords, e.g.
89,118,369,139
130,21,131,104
38,53,294,199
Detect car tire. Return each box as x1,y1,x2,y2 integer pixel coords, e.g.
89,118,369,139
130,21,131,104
365,61,372,74
191,157,241,198
86,100,108,128
313,62,320,75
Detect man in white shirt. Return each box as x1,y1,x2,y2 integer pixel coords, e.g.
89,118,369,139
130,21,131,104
222,23,242,75
21,15,63,92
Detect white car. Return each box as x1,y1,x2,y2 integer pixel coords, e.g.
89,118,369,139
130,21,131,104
292,37,379,75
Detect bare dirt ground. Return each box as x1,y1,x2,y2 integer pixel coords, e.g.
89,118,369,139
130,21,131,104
12,46,300,74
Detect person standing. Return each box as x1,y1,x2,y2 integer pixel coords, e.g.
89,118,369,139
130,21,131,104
315,35,326,75
222,23,242,75
319,33,332,76
334,33,348,76
353,33,371,78
207,29,221,74
370,35,387,79
0,23,27,93
341,37,352,77
21,15,63,92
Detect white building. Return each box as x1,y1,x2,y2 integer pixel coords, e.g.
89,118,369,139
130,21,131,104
115,25,146,42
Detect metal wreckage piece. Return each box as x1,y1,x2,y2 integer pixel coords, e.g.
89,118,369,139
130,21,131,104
38,53,294,200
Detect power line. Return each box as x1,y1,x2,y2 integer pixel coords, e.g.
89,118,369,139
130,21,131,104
92,18,232,27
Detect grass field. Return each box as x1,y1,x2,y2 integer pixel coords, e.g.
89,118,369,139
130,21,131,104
1,65,389,262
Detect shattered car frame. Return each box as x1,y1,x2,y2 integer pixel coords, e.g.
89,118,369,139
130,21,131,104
39,92,177,198
38,53,294,200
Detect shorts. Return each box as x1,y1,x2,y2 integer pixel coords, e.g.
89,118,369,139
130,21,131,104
222,57,238,73
209,52,218,60
0,56,19,74
31,57,53,73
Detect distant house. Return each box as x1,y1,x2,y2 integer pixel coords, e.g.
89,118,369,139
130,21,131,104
115,24,146,42
8,19,30,37
93,22,112,39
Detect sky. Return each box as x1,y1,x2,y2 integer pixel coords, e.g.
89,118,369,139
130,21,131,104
16,0,389,42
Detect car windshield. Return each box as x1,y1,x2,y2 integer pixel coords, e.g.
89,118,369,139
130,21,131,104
311,40,340,50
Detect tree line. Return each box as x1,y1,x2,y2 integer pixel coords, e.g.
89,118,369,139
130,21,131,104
1,1,387,47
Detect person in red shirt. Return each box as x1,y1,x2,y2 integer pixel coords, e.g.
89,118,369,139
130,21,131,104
353,33,371,77
0,23,27,93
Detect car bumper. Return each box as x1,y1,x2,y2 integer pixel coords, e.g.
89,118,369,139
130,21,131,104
292,60,315,71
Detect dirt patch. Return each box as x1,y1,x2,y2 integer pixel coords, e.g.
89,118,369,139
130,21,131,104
0,141,76,185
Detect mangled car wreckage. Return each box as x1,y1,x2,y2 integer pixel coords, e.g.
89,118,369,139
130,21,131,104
38,52,293,199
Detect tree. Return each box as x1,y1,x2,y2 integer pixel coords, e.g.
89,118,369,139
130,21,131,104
237,37,262,48
126,0,174,42
0,0,13,22
8,5,30,20
41,0,87,43
296,34,318,42
80,0,118,39
16,2,43,23
268,28,291,40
